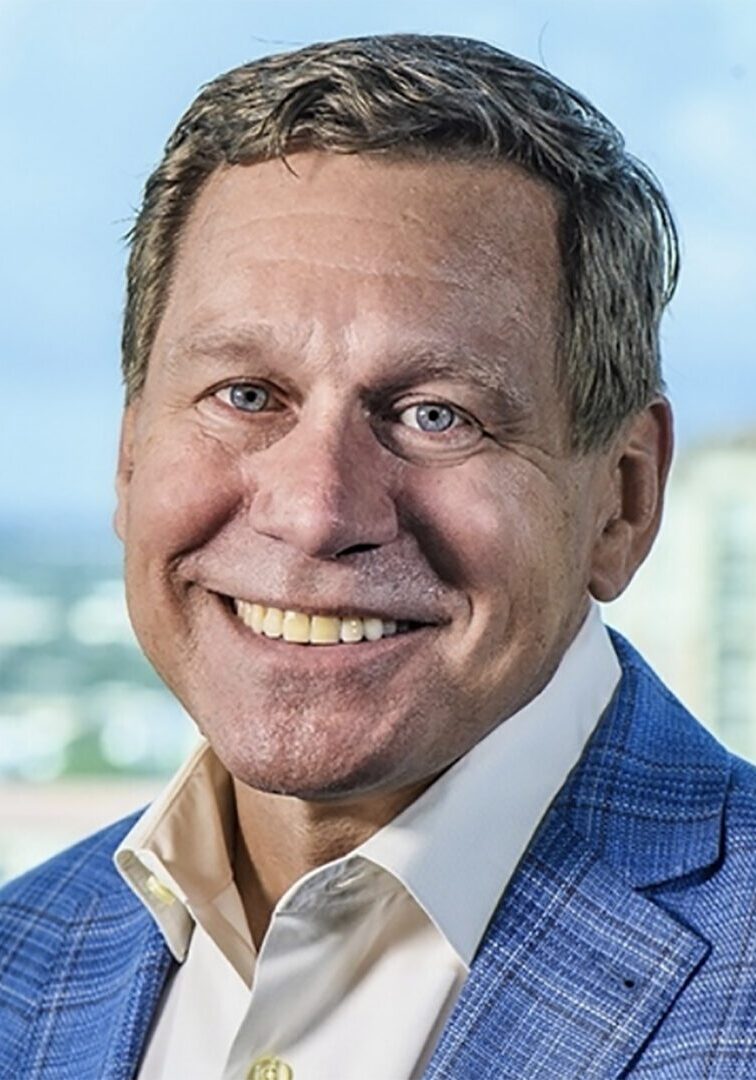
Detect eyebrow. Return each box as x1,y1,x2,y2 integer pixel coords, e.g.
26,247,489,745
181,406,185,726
163,324,536,414
162,326,277,373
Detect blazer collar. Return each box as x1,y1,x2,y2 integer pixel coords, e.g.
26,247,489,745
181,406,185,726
423,633,731,1079
554,631,730,889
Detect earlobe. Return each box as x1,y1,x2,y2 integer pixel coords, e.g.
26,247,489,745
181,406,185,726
114,405,137,542
589,398,674,602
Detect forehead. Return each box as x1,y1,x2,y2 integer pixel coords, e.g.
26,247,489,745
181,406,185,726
175,151,560,281
155,152,563,392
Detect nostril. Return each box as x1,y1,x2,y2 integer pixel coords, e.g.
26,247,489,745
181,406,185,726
338,542,382,557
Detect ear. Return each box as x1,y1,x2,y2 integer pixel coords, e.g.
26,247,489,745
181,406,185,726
114,405,137,542
589,398,674,602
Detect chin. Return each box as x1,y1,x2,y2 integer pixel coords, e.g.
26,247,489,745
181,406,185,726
222,755,408,803
200,712,414,802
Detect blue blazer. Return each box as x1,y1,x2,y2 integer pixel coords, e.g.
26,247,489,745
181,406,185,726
2,635,755,1079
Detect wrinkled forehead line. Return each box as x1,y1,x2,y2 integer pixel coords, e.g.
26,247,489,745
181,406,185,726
178,149,564,262
160,152,566,361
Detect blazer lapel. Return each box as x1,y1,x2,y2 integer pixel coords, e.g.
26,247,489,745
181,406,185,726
423,817,708,1078
424,634,731,1079
99,907,176,1079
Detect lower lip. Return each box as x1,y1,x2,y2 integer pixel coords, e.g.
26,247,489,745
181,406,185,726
215,595,436,671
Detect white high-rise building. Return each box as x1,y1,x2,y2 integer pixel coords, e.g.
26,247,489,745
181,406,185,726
607,432,756,762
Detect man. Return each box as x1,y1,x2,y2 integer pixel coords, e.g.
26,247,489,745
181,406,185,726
1,33,754,1080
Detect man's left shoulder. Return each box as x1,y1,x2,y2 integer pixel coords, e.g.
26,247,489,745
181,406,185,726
609,629,756,870
692,748,756,900
722,748,756,838
603,634,756,1069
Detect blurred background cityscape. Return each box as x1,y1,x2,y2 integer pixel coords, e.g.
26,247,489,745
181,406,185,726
2,0,755,882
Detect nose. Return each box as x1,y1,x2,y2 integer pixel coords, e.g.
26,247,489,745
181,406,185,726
248,411,399,559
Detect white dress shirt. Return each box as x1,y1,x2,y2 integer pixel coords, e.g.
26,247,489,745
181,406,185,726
115,604,620,1080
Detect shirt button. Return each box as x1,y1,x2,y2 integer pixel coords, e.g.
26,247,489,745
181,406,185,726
144,874,176,906
247,1057,293,1080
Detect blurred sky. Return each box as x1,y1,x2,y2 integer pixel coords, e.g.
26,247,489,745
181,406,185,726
1,0,755,529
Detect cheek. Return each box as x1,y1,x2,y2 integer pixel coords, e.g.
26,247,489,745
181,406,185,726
404,462,570,596
126,425,246,556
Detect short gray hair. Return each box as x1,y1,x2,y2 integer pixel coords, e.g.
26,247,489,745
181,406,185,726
123,33,678,451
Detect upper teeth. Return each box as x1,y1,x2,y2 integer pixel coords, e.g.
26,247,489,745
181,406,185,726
234,600,400,645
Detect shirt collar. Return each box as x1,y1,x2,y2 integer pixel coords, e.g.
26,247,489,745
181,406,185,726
115,602,619,969
114,743,238,961
356,602,620,964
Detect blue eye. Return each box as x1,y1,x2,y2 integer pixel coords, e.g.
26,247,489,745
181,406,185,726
220,384,270,412
399,402,460,433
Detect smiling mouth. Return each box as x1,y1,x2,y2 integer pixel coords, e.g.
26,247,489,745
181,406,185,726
232,599,423,645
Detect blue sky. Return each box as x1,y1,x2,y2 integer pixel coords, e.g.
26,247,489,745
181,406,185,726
2,0,755,526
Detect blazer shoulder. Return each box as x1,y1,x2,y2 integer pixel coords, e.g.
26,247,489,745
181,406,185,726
610,630,731,765
724,752,756,846
0,813,145,1035
0,810,144,920
614,630,756,838
0,812,168,1078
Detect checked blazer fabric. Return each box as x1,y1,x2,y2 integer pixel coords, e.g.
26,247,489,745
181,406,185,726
1,633,755,1079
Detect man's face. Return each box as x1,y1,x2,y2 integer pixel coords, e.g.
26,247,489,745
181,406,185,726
116,153,614,800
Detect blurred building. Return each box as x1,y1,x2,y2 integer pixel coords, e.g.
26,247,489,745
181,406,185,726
0,566,194,785
607,431,756,761
0,539,196,881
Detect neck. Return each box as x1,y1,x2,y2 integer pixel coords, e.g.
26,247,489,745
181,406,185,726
232,777,429,948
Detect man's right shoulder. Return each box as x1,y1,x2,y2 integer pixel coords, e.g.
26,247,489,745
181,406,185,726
0,809,147,1015
0,811,173,1078
0,810,144,916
